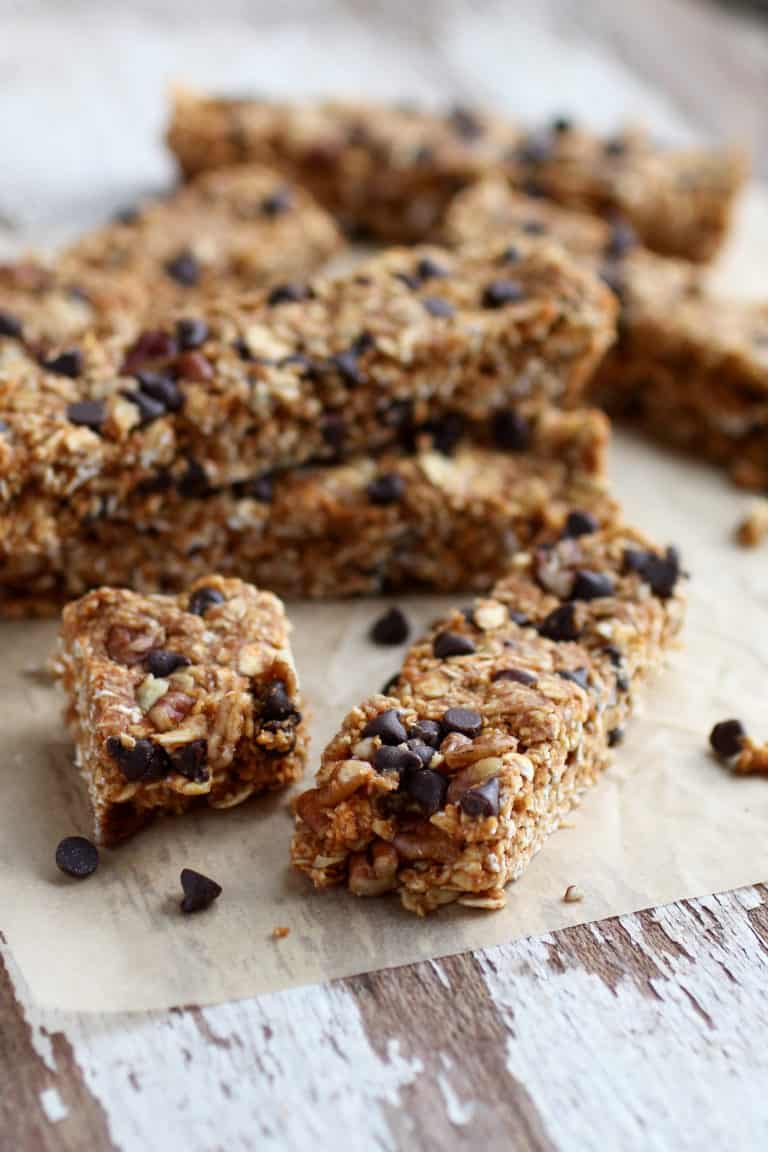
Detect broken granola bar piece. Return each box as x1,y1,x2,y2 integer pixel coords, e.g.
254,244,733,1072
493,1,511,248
53,575,306,845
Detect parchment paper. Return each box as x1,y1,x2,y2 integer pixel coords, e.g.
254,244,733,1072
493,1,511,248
2,194,768,1013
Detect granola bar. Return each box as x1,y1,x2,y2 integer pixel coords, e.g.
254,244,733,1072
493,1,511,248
167,91,746,261
291,524,685,914
1,408,615,615
1,238,616,542
53,574,307,845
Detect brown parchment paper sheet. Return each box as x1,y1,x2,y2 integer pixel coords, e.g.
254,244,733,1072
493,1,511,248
2,190,768,1013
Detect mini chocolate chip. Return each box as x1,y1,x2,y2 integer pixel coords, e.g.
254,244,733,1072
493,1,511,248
177,458,210,498
402,767,448,816
55,836,99,879
43,349,82,377
433,631,476,659
558,667,589,689
441,707,483,739
604,644,624,667
187,585,225,616
521,219,547,235
517,134,551,165
501,245,520,264
406,739,435,768
261,188,292,216
604,136,627,156
242,473,273,502
66,400,105,430
126,388,165,424
394,271,421,291
176,317,209,350
416,257,447,280
106,736,170,782
624,546,681,599
608,727,624,747
709,718,746,759
492,667,538,686
170,739,209,783
509,610,530,626
136,371,183,412
571,569,615,601
563,510,599,538
482,279,525,308
146,649,190,677
616,672,630,694
552,115,573,134
263,680,294,721
407,719,442,748
363,708,408,746
374,744,422,775
367,473,405,505
491,410,531,452
539,602,580,642
370,606,410,646
0,310,22,338
605,220,637,258
113,205,140,224
460,776,500,818
380,673,401,696
422,296,455,318
448,105,484,141
331,348,366,386
165,250,201,286
180,868,222,914
267,282,310,306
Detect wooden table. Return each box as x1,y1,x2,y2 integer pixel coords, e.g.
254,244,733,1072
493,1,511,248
2,2,767,1147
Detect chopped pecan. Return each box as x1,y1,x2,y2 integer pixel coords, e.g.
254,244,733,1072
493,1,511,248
148,689,195,732
348,841,399,895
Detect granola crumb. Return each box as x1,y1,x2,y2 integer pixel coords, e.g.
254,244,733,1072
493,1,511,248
563,884,584,903
734,738,768,776
735,500,768,548
559,820,577,830
271,925,290,939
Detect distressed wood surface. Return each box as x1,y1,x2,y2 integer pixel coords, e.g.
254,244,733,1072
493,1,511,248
2,1,767,1148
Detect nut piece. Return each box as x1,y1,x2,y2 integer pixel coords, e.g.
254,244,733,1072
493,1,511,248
446,758,503,805
348,841,399,895
294,759,374,833
148,689,195,732
471,599,507,631
106,626,159,666
136,674,170,713
392,823,459,863
735,499,768,548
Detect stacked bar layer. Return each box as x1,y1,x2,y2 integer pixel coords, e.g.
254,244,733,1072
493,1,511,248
167,91,746,260
54,575,307,846
291,524,685,914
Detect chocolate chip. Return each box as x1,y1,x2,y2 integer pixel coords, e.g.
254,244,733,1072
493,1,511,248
395,270,422,291
180,868,222,914
146,649,190,677
447,105,484,141
460,776,500,818
55,836,99,879
608,727,624,747
122,329,178,373
263,680,294,721
604,644,624,667
416,257,447,280
165,250,201,286
331,348,366,386
362,708,408,746
177,458,210,498
623,546,681,599
187,586,225,616
402,767,447,816
380,673,401,696
106,736,170,782
241,473,273,502
521,219,547,235
370,606,410,646
170,739,208,783
66,399,105,430
482,279,525,309
128,388,166,425
552,115,573,134
406,739,436,768
261,188,292,216
422,297,455,319
501,245,520,264
604,136,627,157
267,282,310,306
492,667,538,686
136,370,183,412
367,473,405,505
407,719,442,748
441,707,483,739
176,318,209,350
605,220,637,258
0,311,22,338
558,667,589,689
539,602,580,641
709,718,746,759
374,744,422,775
563,510,599,538
43,349,82,377
433,631,476,659
571,569,615,601
491,410,531,452
517,134,551,165
508,610,530,627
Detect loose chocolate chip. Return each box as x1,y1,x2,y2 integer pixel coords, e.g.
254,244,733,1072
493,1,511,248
422,296,455,319
66,399,105,430
605,220,637,258
380,673,401,695
563,510,599,538
491,409,531,452
402,767,448,816
146,649,190,677
267,282,310,307
180,868,222,914
370,606,410,646
433,631,476,659
374,744,422,775
608,727,624,747
43,349,82,377
441,707,483,739
492,667,538,686
165,250,201,286
460,776,500,818
406,739,436,768
0,310,22,338
539,602,580,642
407,719,442,748
176,317,209,350
558,667,589,690
170,739,209,783
416,257,447,281
263,680,294,721
261,188,292,216
447,105,484,141
552,115,573,134
177,458,210,498
55,836,99,879
106,736,170,782
136,370,183,412
623,546,681,599
367,473,405,505
521,219,547,235
482,279,525,309
331,348,366,386
709,718,746,759
571,569,615,601
362,708,408,746
187,585,225,616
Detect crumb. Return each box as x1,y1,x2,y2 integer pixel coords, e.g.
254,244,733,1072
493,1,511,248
735,499,768,548
563,884,584,903
559,820,576,830
734,738,768,776
272,925,290,939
